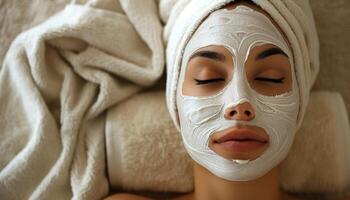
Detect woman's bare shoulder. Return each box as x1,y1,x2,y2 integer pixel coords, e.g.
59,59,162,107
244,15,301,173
172,193,194,200
282,192,305,200
338,197,350,200
105,192,350,200
104,193,152,200
284,192,350,200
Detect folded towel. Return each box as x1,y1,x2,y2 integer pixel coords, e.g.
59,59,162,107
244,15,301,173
1,0,349,199
280,91,350,195
106,90,350,198
0,0,164,199
106,90,193,193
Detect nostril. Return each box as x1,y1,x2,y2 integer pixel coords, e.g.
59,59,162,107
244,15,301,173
230,110,237,116
244,110,251,117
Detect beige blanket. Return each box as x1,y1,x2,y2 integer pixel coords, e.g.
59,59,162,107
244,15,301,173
0,0,164,199
1,0,350,199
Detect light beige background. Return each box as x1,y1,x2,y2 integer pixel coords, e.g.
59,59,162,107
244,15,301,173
1,0,349,198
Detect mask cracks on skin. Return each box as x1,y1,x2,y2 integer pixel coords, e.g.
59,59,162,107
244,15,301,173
176,5,300,181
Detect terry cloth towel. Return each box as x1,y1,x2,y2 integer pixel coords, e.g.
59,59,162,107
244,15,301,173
163,0,320,133
106,90,350,198
0,0,164,199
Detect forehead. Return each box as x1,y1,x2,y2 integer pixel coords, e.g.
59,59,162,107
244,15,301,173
182,4,291,64
194,6,280,39
223,2,290,47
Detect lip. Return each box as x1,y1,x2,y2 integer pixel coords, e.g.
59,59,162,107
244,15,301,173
212,125,269,153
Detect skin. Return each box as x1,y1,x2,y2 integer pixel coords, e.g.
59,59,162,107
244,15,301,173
105,1,350,200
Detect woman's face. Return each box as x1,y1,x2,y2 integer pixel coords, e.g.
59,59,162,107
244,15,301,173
176,2,300,181
182,43,293,161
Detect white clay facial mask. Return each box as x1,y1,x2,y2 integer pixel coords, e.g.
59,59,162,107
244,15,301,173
176,5,300,181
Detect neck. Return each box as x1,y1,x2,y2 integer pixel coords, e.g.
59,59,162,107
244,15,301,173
193,162,282,200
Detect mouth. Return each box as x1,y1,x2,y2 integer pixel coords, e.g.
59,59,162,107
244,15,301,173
212,125,269,153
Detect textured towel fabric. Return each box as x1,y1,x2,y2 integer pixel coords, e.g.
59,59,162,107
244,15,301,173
1,0,350,199
0,0,164,199
106,90,350,197
164,0,320,133
106,90,194,193
280,91,350,194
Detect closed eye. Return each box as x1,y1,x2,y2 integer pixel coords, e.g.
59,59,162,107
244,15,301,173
255,77,285,83
194,78,225,85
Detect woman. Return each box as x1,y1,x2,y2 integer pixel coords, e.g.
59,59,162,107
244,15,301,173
106,0,348,200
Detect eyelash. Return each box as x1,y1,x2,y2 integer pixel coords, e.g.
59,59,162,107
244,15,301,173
254,77,285,83
194,77,285,85
194,78,225,85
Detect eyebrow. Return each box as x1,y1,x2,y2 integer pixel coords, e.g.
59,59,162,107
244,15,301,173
255,47,288,60
189,50,226,63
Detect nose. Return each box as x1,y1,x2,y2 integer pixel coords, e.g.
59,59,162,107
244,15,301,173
224,102,255,121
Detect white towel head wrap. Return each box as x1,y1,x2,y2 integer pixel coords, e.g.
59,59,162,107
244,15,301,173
164,0,319,180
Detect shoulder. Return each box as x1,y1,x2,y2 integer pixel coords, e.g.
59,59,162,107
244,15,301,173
338,197,350,200
172,193,194,200
283,193,350,200
282,192,304,200
104,193,152,200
